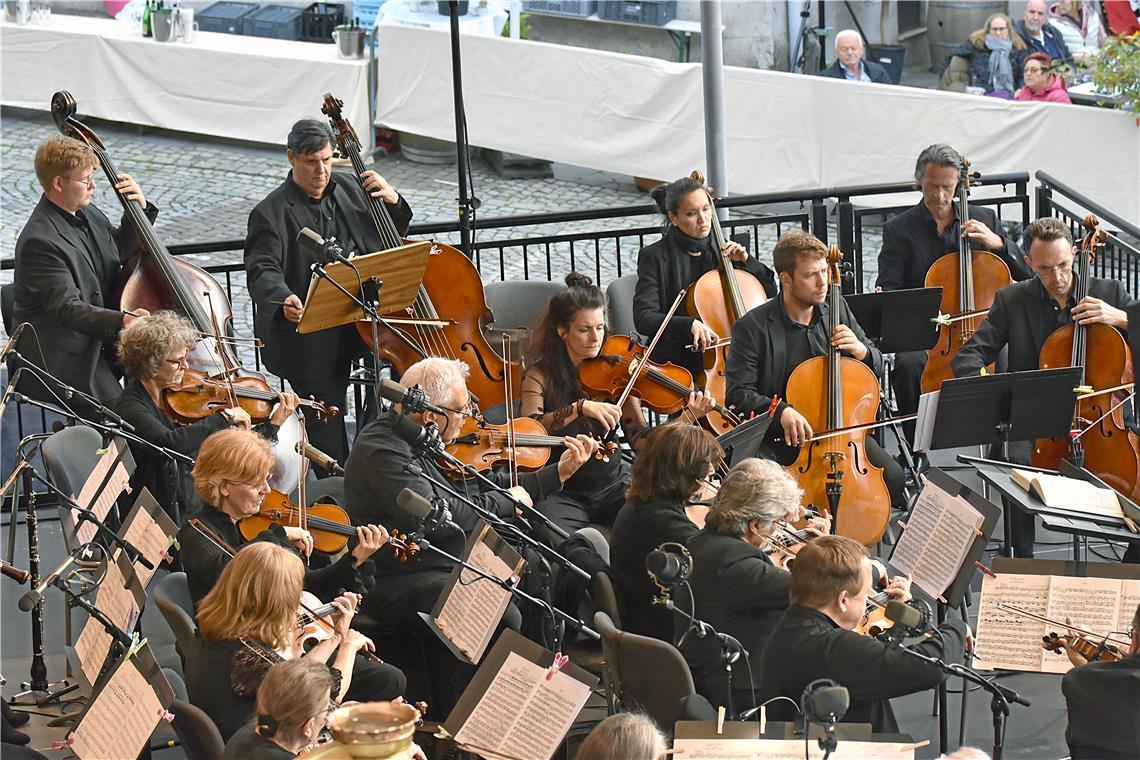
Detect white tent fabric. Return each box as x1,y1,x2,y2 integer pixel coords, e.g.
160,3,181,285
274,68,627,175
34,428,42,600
376,24,1139,220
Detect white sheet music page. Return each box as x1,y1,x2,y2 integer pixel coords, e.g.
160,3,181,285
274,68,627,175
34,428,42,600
435,538,514,664
70,656,164,759
454,651,590,760
1117,579,1140,635
73,558,139,684
117,492,176,588
73,441,130,545
1041,576,1129,674
893,482,983,599
974,572,1051,672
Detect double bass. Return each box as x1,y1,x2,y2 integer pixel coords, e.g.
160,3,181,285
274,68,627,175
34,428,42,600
684,170,768,433
784,246,891,546
920,161,1012,393
51,91,243,377
320,94,519,407
1031,215,1140,498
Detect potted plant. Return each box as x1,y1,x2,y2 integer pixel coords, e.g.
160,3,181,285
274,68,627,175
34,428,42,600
1093,32,1140,120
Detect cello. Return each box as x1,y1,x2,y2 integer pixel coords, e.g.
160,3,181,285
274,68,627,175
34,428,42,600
920,161,1012,394
1031,215,1140,498
320,94,520,407
784,246,891,546
684,170,768,433
51,91,244,377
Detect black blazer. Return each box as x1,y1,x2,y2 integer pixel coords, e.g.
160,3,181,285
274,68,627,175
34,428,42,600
1062,654,1140,759
952,276,1133,377
817,59,893,84
633,234,776,377
725,296,883,461
243,173,412,385
12,195,156,402
758,606,967,732
679,530,790,706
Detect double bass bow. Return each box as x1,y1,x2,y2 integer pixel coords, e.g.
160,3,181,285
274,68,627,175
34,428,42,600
320,93,520,407
783,246,891,546
1032,214,1140,499
51,91,246,377
920,160,1012,393
684,170,768,433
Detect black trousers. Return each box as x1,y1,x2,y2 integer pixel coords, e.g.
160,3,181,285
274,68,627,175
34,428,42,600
340,653,407,703
536,464,629,534
891,350,927,444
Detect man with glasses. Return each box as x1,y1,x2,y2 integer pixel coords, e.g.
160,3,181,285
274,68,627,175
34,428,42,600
12,135,156,405
953,217,1136,558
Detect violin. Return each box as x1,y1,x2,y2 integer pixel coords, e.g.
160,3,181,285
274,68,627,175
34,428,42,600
1043,630,1125,663
162,367,338,424
683,170,767,433
1032,214,1140,499
444,414,616,475
579,334,739,420
51,91,247,377
783,246,891,546
321,94,520,407
920,161,1012,394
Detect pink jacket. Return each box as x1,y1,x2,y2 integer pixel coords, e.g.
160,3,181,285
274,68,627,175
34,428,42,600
1017,75,1072,104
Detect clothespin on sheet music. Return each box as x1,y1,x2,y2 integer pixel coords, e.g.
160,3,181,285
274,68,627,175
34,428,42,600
51,735,75,751
1124,516,1138,534
974,560,997,579
716,705,725,735
157,708,175,723
126,631,147,659
897,519,908,531
898,739,931,752
545,653,569,681
81,545,94,559
170,536,180,551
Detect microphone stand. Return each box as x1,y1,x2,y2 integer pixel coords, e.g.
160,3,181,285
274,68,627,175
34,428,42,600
655,592,747,719
405,461,590,582
411,529,598,648
890,638,1029,760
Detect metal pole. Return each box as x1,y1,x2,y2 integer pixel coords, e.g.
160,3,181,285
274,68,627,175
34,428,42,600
700,0,728,215
447,1,474,257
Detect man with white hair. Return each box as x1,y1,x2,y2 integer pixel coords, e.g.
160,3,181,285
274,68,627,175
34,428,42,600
1014,0,1073,64
817,29,893,83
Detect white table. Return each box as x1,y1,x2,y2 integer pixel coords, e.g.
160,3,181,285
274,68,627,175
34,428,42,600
1,15,371,146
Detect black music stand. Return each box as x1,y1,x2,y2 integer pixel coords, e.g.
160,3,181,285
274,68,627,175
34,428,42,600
926,368,1081,555
716,410,774,467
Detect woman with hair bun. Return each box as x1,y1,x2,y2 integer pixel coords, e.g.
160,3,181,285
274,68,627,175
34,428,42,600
522,272,713,532
632,177,776,380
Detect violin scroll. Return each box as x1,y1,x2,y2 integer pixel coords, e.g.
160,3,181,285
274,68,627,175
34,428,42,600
388,529,421,563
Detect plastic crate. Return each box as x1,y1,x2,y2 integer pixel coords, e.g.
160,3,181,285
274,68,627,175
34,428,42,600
303,2,344,41
244,4,305,39
197,0,259,34
521,1,597,18
598,0,676,25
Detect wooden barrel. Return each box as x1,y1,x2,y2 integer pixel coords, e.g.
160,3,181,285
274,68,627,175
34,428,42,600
927,0,1006,72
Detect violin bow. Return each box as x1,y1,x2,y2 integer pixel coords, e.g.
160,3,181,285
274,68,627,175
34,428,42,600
616,288,687,410
187,518,238,558
996,602,1132,648
501,333,519,489
204,292,241,409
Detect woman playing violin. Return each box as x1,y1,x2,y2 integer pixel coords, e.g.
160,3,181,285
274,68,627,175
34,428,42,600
632,177,776,379
177,428,388,610
113,311,299,519
186,542,406,743
522,273,714,532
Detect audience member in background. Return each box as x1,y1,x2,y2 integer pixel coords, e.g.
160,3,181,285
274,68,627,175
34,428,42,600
1016,52,1073,103
577,713,667,760
1102,0,1140,36
222,659,336,759
817,29,893,83
940,12,1027,97
1015,0,1074,65
1048,0,1104,68
1060,603,1140,759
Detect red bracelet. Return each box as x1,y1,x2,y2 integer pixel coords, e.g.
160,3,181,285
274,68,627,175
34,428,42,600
576,399,585,416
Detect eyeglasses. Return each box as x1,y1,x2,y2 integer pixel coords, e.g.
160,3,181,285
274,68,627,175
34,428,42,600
62,174,96,188
163,355,190,368
1024,66,1046,73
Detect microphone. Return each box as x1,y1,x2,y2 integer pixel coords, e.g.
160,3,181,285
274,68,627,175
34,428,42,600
391,413,445,457
297,442,344,475
884,599,934,638
0,368,25,418
297,227,352,267
802,678,849,724
377,379,451,416
646,542,692,600
395,487,458,532
18,547,93,612
0,323,28,363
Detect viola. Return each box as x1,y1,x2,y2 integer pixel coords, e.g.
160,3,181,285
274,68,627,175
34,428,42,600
321,94,520,407
783,246,891,546
444,415,616,475
683,170,767,434
579,334,738,419
1043,630,1125,663
920,162,1012,394
1032,214,1140,499
51,91,247,377
162,368,337,424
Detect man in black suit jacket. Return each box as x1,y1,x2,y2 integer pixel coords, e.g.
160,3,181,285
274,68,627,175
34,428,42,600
817,30,893,84
758,535,968,733
12,136,154,406
953,217,1135,557
244,119,413,462
1061,603,1140,759
877,144,1030,444
725,231,905,509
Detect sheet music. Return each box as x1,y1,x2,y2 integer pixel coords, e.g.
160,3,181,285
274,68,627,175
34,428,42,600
73,442,131,545
1042,576,1130,674
670,738,916,759
454,651,591,760
913,390,939,452
1116,579,1140,635
73,558,139,683
435,535,515,664
116,490,176,587
974,573,1051,672
70,655,165,760
892,482,983,598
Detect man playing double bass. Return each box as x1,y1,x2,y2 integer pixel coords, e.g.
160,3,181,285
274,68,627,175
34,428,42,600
244,119,413,463
952,217,1137,560
876,144,1031,444
725,231,906,512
